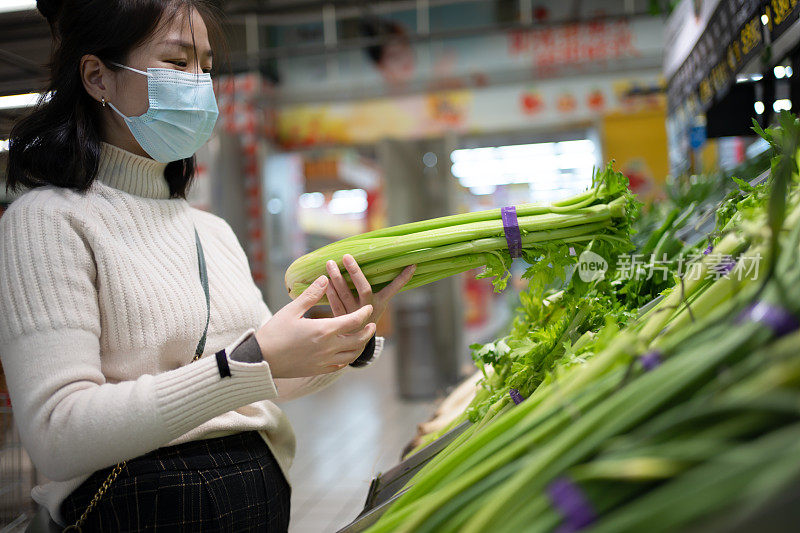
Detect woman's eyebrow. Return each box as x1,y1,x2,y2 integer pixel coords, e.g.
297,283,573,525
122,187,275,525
160,38,213,58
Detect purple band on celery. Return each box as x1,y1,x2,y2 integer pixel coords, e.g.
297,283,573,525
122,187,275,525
509,388,524,405
639,351,662,371
501,206,523,258
547,476,596,532
703,244,713,255
737,301,800,338
721,259,736,274
714,256,736,275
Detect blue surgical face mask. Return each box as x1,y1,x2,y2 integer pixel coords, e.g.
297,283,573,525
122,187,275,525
106,63,219,163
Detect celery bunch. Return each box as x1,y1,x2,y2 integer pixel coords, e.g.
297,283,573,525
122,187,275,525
284,165,637,301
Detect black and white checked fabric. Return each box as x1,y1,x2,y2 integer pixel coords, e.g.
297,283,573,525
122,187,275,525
60,431,290,532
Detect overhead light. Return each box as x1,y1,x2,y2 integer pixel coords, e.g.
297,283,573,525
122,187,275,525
773,99,792,112
328,189,367,215
558,139,595,152
736,75,750,83
787,66,794,78
0,139,9,152
754,101,765,114
298,192,325,209
0,92,42,110
451,140,597,194
751,74,764,81
0,0,36,14
775,65,786,79
762,14,769,25
528,187,576,204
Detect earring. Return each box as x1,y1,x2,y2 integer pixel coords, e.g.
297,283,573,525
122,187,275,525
101,96,106,107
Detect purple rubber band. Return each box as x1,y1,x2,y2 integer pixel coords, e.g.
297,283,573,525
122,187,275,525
547,476,596,532
737,301,800,338
721,259,736,274
639,350,662,371
714,256,736,275
501,206,523,259
703,244,713,255
509,388,524,405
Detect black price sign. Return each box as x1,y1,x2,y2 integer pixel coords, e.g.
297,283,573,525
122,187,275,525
765,0,800,41
668,0,764,113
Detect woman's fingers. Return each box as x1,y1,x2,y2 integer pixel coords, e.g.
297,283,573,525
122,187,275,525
287,275,329,317
377,264,417,300
321,304,373,335
325,281,347,317
334,322,375,351
325,323,375,368
326,259,358,312
331,334,372,364
343,254,373,307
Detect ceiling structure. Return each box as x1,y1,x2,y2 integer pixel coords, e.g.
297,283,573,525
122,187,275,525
0,0,658,138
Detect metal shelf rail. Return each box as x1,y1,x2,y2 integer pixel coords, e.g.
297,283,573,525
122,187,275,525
336,421,471,533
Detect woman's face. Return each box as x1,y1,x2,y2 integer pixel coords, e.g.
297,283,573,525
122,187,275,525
99,7,213,157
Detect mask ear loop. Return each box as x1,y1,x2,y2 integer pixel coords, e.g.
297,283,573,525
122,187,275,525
104,62,151,119
105,100,129,120
110,61,151,77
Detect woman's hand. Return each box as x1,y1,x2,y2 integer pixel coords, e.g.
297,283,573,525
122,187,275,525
325,254,416,325
255,276,376,378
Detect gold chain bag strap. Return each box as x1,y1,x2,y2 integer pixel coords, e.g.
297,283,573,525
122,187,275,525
64,227,210,533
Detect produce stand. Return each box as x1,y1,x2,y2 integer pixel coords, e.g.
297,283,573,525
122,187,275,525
337,161,777,532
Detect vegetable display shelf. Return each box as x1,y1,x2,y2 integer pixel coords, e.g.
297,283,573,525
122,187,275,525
336,165,774,533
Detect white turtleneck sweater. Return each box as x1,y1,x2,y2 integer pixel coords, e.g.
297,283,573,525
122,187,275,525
0,142,382,525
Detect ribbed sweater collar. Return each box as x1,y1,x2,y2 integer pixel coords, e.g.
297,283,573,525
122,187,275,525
96,142,171,199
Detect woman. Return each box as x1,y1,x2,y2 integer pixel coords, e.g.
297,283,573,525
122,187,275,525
0,0,414,531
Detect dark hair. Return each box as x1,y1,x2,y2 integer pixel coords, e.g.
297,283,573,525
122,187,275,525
6,0,225,198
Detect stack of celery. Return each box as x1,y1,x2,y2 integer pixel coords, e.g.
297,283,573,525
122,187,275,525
364,113,800,532
413,143,772,447
285,165,636,300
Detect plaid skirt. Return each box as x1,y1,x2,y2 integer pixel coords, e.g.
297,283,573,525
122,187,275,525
60,431,291,532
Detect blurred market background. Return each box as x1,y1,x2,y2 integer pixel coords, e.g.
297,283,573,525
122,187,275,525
0,0,796,531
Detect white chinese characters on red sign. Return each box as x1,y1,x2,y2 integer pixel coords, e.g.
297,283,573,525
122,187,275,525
508,19,639,73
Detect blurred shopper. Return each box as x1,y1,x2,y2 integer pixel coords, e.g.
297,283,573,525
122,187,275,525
0,1,414,531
